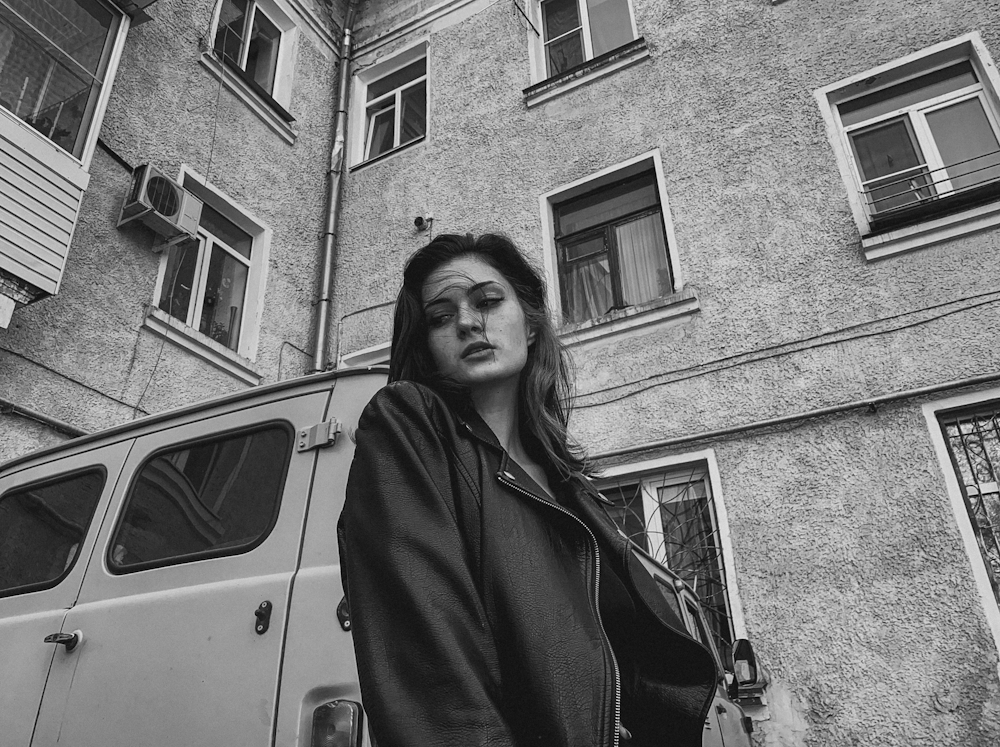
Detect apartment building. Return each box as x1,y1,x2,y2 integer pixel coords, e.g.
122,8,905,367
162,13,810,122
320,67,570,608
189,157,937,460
330,0,1000,744
0,0,345,457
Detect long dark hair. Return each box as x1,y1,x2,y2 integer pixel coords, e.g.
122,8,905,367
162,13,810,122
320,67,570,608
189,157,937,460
390,233,590,480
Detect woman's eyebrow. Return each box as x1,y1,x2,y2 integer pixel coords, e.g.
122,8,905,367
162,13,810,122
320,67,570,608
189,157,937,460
423,280,501,310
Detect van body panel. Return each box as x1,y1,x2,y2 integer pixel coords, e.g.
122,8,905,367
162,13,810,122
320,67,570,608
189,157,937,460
29,393,330,747
0,442,132,747
274,372,385,747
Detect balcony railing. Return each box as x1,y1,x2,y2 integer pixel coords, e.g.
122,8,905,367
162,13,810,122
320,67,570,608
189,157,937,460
861,148,1000,232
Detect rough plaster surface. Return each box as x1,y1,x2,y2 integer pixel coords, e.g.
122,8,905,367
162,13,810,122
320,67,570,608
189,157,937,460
331,0,1000,744
0,0,342,460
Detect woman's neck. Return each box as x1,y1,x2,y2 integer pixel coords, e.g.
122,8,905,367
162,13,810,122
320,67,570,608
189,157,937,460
471,378,523,456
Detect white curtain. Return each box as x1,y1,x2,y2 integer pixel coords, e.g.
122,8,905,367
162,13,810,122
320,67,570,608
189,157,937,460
616,213,668,305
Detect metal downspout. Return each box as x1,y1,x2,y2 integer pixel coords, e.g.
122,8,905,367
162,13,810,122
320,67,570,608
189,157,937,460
311,1,359,373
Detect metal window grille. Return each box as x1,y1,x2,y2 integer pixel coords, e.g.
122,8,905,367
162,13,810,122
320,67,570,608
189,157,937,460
941,405,1000,605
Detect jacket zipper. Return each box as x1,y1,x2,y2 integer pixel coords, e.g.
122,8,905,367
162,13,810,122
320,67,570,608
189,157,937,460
498,474,622,747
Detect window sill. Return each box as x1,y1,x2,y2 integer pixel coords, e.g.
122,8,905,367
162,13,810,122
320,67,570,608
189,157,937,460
143,306,262,386
349,136,426,172
199,53,297,145
523,38,650,108
558,287,700,348
862,197,1000,261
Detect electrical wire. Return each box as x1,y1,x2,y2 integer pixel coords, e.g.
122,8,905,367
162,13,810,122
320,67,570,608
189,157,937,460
0,345,147,414
574,290,1000,410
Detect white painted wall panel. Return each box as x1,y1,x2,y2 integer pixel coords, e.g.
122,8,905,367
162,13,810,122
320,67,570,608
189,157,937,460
0,112,88,297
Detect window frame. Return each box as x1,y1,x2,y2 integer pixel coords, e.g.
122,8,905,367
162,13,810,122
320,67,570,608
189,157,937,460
209,0,297,111
106,421,293,575
541,151,694,341
596,450,748,658
816,32,1000,260
532,0,639,80
0,466,107,598
0,0,129,168
924,387,1000,654
350,41,429,168
146,165,271,383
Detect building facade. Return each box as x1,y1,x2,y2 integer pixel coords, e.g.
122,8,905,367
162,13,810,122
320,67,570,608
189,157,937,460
0,0,347,457
330,0,1000,745
6,0,1000,745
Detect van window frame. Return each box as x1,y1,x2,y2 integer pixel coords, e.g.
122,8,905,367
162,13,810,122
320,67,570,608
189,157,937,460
0,466,108,598
106,420,294,575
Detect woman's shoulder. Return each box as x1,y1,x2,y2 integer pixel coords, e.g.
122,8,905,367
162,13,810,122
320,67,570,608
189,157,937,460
359,381,458,434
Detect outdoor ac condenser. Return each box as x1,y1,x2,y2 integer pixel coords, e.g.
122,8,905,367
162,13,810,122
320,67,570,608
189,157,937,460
118,165,203,246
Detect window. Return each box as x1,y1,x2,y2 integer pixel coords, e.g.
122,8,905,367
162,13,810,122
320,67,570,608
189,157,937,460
351,43,428,166
940,405,1000,609
553,170,672,324
110,426,290,571
817,33,1000,257
841,61,1000,230
147,167,271,378
0,470,104,596
539,0,636,77
363,54,426,162
0,0,122,159
599,462,735,659
214,0,286,97
157,204,253,353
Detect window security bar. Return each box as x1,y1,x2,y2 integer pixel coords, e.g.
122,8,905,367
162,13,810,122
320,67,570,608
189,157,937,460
861,147,1000,214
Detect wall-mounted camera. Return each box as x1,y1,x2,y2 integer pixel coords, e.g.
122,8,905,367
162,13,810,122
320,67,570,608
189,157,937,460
414,213,434,231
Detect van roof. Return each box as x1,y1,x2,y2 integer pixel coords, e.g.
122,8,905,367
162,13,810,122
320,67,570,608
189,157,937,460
0,366,390,474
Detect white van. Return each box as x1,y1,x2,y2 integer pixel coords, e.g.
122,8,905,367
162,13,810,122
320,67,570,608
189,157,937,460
0,367,760,747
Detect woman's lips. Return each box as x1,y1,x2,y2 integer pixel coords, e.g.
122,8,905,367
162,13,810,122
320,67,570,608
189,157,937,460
461,342,495,359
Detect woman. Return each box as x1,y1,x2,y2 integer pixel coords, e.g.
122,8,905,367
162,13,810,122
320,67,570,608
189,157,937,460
338,233,718,747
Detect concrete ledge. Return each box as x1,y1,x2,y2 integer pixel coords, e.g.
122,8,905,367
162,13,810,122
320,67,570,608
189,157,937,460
199,54,297,145
524,39,651,108
143,306,262,386
559,287,700,348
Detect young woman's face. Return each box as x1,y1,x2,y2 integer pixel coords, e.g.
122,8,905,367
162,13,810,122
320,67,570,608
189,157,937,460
421,255,534,393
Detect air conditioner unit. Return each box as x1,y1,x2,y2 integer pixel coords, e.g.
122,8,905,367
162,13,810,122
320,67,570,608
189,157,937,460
118,165,203,246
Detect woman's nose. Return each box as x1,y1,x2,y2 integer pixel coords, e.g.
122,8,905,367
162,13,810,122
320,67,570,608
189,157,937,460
456,305,483,334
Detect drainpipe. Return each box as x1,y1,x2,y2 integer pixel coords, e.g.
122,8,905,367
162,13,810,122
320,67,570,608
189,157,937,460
311,0,359,373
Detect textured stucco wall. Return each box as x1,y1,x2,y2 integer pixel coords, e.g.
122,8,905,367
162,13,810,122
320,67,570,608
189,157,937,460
0,0,341,461
332,0,1000,744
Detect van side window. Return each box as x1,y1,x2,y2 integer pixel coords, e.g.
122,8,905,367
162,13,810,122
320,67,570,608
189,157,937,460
110,426,291,571
0,470,105,596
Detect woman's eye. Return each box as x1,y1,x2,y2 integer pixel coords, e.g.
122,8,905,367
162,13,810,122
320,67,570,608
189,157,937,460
476,294,503,309
427,313,453,328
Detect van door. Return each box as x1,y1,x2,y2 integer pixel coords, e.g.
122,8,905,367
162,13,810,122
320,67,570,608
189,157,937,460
30,392,329,747
0,442,131,747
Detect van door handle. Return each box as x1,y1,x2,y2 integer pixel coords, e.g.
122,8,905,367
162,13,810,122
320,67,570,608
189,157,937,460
44,630,83,652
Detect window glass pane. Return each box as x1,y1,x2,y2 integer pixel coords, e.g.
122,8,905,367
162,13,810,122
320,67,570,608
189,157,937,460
850,117,933,212
213,0,248,67
158,239,200,325
198,242,249,350
367,58,425,102
600,481,647,551
850,116,924,181
546,32,584,76
560,236,613,323
615,212,669,305
366,105,395,159
541,0,580,40
654,578,684,623
556,172,658,236
925,97,1000,192
0,0,116,156
654,471,732,656
110,427,290,570
200,203,252,259
0,470,104,595
839,61,977,127
245,6,280,93
586,0,633,57
399,80,426,145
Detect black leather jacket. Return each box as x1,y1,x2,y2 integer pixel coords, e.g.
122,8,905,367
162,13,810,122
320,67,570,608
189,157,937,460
338,382,718,747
